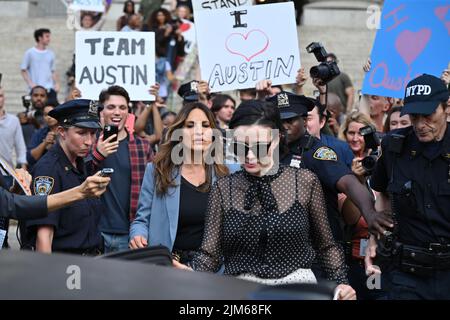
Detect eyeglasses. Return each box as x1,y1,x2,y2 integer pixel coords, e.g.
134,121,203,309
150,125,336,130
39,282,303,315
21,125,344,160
231,141,272,159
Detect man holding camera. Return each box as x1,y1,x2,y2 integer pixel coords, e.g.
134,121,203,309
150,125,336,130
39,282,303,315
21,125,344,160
365,74,450,299
325,53,355,114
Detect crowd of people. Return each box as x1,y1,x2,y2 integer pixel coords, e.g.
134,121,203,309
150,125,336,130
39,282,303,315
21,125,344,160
1,0,450,301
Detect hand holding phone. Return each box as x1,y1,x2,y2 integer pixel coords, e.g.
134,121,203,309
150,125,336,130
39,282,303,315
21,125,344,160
103,125,118,142
99,168,114,177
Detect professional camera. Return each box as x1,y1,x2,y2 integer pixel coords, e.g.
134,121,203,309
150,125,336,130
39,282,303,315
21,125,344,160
22,95,31,111
306,42,340,84
360,125,382,174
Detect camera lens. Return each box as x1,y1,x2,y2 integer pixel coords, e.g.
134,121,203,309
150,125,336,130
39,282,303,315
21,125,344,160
361,155,377,173
310,64,331,82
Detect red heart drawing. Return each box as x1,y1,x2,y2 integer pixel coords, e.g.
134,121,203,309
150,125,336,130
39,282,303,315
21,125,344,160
435,5,449,20
435,5,450,35
179,22,191,33
225,29,270,62
395,29,431,66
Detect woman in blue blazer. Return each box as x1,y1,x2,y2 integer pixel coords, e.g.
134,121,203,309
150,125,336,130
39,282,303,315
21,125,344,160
129,102,238,263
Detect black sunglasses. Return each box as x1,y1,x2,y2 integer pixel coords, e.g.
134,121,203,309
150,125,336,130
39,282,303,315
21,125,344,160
231,141,272,159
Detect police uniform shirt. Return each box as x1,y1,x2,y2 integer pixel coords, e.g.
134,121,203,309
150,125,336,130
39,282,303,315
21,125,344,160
281,135,352,241
320,134,354,169
26,143,103,251
370,125,450,246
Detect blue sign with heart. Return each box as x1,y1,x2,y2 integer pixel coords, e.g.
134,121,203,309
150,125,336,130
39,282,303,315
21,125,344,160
362,0,450,98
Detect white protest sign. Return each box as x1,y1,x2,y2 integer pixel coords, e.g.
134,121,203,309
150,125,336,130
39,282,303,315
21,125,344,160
193,0,252,12
195,2,301,92
69,0,105,12
179,19,196,54
76,32,155,101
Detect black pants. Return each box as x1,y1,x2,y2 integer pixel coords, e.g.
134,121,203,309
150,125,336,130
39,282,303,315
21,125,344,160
348,259,386,300
384,268,450,299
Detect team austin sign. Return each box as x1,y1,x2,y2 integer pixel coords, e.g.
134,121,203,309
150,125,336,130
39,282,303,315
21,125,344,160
75,32,155,101
195,2,301,92
362,0,450,98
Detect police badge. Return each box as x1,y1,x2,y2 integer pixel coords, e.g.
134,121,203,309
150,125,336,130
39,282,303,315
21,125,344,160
34,176,55,195
313,147,338,161
88,100,99,117
277,93,289,107
190,81,199,93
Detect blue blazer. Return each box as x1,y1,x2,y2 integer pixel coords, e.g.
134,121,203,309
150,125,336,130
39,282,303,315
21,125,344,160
130,163,240,251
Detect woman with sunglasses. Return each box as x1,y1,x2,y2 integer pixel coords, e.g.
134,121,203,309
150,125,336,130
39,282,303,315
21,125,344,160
174,100,356,300
129,102,238,263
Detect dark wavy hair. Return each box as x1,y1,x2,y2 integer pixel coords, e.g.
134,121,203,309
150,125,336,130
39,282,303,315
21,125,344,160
210,94,236,114
154,102,229,195
147,8,172,30
99,85,130,105
123,0,135,14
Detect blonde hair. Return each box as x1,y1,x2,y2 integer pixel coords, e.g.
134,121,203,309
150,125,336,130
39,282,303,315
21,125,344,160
339,111,375,141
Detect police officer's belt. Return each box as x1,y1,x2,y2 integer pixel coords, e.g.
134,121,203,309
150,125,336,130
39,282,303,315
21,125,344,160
398,243,450,276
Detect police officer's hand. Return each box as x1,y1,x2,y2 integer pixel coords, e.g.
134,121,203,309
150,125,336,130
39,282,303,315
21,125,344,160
96,134,119,158
79,173,111,198
365,209,394,238
365,235,381,276
335,284,356,300
256,79,273,100
129,235,148,249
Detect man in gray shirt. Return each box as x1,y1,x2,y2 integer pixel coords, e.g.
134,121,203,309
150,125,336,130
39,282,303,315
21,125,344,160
0,87,27,170
20,28,60,106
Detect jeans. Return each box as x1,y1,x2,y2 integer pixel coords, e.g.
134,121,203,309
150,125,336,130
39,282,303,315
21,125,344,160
101,232,129,254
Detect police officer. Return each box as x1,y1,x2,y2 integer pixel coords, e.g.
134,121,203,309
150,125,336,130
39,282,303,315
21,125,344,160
26,99,106,255
366,74,450,299
266,91,392,239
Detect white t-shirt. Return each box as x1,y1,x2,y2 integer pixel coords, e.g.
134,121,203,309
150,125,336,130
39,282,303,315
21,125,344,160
20,47,56,90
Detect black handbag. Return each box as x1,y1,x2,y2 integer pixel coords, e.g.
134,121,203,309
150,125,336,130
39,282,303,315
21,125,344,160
100,245,172,266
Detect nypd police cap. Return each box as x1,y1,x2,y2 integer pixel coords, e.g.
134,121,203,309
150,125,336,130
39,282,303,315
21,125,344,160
401,74,449,116
266,91,315,120
49,99,103,129
177,80,199,102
